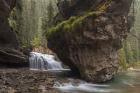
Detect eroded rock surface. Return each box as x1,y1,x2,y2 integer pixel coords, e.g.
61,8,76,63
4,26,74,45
0,0,27,65
47,0,133,82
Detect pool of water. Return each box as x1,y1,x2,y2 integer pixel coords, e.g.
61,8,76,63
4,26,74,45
53,69,140,93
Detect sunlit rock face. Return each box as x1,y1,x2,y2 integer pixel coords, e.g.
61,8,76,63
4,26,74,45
0,0,27,65
47,0,133,82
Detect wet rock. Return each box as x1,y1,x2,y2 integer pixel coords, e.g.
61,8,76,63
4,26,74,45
47,0,133,82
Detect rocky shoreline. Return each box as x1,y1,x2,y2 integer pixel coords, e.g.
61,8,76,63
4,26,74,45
0,68,61,93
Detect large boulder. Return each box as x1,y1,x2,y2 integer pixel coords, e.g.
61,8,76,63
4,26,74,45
47,0,133,82
0,0,27,65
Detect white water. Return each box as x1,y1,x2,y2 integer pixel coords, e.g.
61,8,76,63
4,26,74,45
29,52,69,71
53,80,117,93
53,69,140,93
29,52,140,93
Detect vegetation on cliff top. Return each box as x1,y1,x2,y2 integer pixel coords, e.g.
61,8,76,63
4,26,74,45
46,12,101,39
46,0,112,40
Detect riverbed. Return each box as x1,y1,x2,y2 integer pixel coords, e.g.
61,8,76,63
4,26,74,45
53,69,140,93
0,67,140,93
0,51,140,93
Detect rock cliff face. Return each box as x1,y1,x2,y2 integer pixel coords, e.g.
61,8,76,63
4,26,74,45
47,0,133,82
0,0,27,65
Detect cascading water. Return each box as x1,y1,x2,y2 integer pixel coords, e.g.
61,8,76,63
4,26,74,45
29,52,69,71
53,80,117,93
53,69,140,93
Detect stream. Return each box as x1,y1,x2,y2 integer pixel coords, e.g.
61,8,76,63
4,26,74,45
53,70,140,93
29,52,140,93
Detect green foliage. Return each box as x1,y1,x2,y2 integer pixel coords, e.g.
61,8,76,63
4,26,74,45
42,0,55,32
31,37,41,47
41,0,57,48
121,0,140,65
46,11,102,39
13,0,57,48
119,49,129,70
47,0,54,21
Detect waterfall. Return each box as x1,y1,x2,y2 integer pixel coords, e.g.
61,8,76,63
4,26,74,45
29,52,69,71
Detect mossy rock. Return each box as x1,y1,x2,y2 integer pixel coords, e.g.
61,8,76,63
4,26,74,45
46,11,103,40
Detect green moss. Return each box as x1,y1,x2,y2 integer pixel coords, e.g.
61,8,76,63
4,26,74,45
46,11,102,39
46,0,113,39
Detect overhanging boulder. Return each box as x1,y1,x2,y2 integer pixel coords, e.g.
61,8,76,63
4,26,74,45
47,0,133,82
